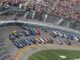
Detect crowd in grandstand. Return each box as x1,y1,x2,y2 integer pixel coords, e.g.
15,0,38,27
27,0,80,21
0,0,80,21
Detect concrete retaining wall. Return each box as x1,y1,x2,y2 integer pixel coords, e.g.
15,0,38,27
0,20,80,35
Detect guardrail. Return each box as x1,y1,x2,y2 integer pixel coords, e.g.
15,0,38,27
0,20,80,35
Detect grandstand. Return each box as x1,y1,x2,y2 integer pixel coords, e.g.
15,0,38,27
0,0,80,30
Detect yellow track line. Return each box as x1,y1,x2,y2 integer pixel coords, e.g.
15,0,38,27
14,44,80,60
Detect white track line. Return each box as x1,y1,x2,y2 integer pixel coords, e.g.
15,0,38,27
0,54,10,60
0,50,8,53
0,46,7,48
5,57,14,60
0,45,7,47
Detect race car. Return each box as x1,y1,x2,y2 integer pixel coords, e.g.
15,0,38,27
35,29,40,35
22,30,30,36
33,29,40,35
35,38,41,43
44,37,51,43
50,32,56,38
64,34,68,38
28,29,36,35
43,37,49,43
13,30,20,38
65,40,72,45
21,39,31,45
57,39,63,45
21,39,26,45
30,38,36,44
39,38,46,43
74,37,80,42
52,31,59,36
26,39,31,45
48,38,54,43
42,28,47,32
58,32,64,38
9,32,16,40
66,34,73,40
17,29,23,36
14,41,24,49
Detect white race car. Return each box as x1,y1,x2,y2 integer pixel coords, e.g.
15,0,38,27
57,39,63,45
74,37,80,42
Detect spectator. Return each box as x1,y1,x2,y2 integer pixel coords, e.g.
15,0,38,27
0,0,80,22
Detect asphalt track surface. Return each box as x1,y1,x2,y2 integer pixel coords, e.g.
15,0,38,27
0,26,80,60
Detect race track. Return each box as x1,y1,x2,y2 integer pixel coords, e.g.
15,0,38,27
0,25,80,60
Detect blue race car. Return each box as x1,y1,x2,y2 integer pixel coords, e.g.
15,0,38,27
21,39,31,45
9,34,14,40
14,41,24,48
9,32,16,40
66,34,73,40
15,31,20,37
25,39,31,45
28,29,36,35
26,39,31,44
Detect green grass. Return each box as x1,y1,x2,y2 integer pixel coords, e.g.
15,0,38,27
28,49,80,60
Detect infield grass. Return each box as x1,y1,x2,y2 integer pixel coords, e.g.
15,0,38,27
28,49,80,60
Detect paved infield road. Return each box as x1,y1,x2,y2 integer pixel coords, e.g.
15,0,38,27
0,25,80,60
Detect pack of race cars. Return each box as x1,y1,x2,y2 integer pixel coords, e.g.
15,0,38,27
9,28,40,40
50,31,80,45
8,28,80,49
8,28,41,48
